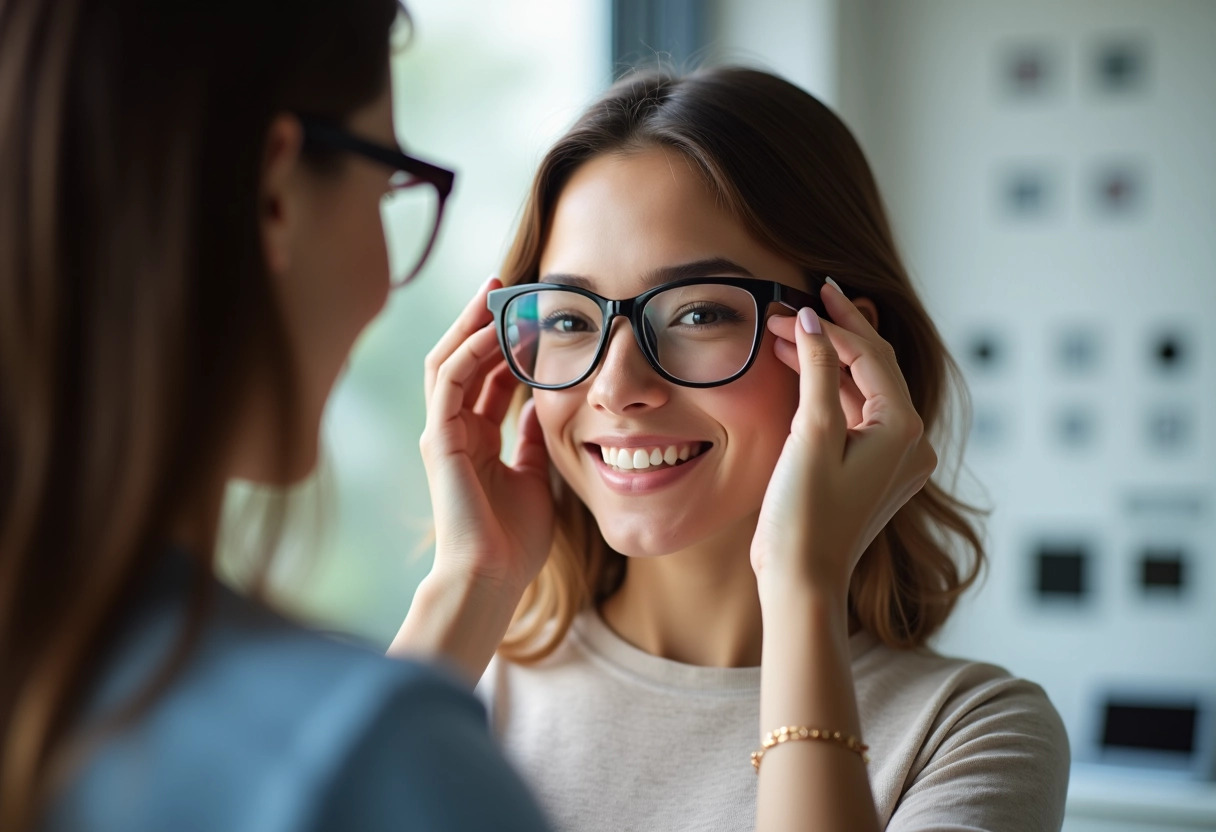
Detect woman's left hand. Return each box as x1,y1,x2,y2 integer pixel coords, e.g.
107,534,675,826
750,280,937,604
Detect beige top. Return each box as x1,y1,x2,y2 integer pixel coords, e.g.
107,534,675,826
478,610,1069,831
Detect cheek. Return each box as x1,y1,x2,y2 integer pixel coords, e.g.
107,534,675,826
736,336,800,420
339,189,391,300
286,192,389,391
533,390,579,470
712,338,800,468
322,192,389,323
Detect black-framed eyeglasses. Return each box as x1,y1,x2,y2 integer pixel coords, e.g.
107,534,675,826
299,117,456,288
486,276,826,390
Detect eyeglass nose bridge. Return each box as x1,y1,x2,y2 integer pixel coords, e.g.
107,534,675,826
593,298,666,380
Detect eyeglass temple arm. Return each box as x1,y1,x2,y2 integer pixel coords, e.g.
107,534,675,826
299,117,455,197
773,276,829,315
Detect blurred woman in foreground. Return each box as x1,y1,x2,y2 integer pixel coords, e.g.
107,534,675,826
0,2,549,829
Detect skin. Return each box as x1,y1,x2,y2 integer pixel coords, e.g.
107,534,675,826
174,78,398,547
399,144,937,831
251,81,397,482
536,148,862,667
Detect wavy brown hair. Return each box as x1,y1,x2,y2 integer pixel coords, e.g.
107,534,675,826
0,1,403,828
497,66,986,662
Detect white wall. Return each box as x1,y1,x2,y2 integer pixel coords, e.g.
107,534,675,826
719,0,1216,827
709,0,839,106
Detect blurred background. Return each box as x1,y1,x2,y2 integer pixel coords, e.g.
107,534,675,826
223,1,1216,829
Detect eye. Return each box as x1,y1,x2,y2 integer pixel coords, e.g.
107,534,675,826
540,312,596,333
681,309,716,326
674,304,742,327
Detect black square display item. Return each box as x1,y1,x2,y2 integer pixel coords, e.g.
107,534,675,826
1081,687,1216,781
1035,544,1088,599
1140,548,1187,594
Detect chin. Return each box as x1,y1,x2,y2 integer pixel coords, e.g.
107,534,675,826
589,496,763,561
597,516,697,559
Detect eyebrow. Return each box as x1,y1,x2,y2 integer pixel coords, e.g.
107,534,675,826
539,257,755,290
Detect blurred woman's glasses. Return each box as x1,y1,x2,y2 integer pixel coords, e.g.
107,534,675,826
299,117,455,288
486,277,825,390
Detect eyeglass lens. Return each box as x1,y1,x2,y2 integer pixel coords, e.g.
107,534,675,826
381,172,441,286
502,283,761,386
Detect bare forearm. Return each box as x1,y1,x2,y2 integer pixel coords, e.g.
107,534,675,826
756,588,880,832
388,569,521,686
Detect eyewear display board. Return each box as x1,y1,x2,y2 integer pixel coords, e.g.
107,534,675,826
834,1,1216,828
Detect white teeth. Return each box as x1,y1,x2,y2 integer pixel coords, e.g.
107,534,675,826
598,442,706,472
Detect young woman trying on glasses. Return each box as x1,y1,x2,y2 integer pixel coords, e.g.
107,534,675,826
0,2,549,830
403,67,1070,831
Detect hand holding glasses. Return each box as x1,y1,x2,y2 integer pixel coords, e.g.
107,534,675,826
486,276,829,390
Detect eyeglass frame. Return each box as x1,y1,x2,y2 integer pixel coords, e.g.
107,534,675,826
486,275,829,390
298,116,456,287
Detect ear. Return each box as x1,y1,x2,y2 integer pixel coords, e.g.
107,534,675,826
259,114,305,277
849,296,880,332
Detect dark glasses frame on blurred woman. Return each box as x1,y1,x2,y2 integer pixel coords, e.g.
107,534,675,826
486,276,828,391
299,117,455,287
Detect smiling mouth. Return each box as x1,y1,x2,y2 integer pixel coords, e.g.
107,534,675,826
590,442,710,473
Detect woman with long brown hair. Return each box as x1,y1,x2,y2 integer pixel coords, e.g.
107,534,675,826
407,66,1070,830
0,1,551,829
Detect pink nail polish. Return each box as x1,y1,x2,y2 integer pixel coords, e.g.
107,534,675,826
824,276,843,295
798,307,822,335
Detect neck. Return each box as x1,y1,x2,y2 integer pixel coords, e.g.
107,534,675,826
597,515,863,667
166,385,318,565
599,515,765,667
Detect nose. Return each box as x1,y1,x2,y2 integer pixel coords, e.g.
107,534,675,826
584,317,670,414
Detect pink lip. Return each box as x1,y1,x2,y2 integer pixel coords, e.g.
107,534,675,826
586,443,711,495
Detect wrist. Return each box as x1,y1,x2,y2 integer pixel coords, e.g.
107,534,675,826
391,565,528,683
752,534,854,599
757,583,861,752
757,559,849,609
758,578,851,639
427,531,542,600
416,563,528,626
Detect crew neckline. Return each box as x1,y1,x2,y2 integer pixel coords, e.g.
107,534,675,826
569,608,880,695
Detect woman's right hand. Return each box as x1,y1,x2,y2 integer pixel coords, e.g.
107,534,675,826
419,275,554,594
390,277,554,681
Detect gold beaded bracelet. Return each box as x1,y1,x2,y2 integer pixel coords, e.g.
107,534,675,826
750,726,871,772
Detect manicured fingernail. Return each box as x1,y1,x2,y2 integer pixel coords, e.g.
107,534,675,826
824,276,843,295
798,307,822,334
